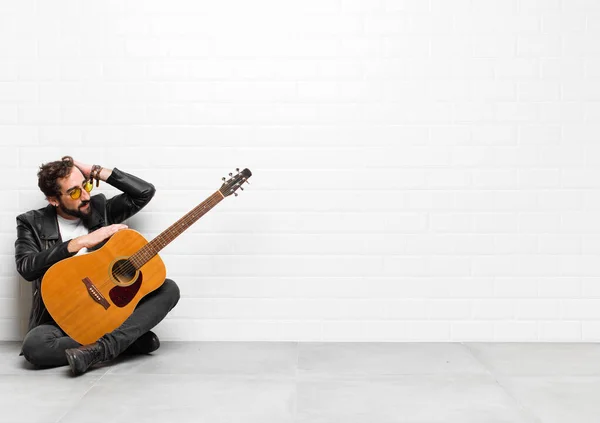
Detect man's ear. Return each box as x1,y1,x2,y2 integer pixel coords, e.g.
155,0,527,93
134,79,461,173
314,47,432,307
47,197,59,207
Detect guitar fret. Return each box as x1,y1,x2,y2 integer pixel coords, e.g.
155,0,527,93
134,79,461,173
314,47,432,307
130,191,223,269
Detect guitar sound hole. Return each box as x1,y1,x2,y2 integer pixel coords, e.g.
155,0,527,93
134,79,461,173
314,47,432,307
112,259,136,286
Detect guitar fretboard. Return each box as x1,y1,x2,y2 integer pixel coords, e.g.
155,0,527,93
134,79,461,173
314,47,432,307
129,190,224,269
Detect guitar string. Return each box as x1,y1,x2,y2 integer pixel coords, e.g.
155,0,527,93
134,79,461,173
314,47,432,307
110,170,248,279
114,192,221,277
108,193,218,288
109,190,225,282
131,191,223,266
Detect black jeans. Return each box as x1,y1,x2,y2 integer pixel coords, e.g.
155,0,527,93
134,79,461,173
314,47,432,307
21,278,180,368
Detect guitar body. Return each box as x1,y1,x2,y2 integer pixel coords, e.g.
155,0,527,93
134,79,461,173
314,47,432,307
41,229,166,345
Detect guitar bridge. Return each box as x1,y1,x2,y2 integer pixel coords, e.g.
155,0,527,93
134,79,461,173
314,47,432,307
81,277,111,310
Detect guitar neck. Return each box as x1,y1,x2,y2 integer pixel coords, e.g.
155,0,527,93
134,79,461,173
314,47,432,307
129,190,225,269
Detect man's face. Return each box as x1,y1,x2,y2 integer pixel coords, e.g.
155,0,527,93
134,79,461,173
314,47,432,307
52,167,92,220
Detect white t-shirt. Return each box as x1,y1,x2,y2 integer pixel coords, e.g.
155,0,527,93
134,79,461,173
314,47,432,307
56,214,89,256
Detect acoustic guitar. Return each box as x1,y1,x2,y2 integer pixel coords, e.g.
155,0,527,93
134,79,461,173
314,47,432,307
41,168,252,344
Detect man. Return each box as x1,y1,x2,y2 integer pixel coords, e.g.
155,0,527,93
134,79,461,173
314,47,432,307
14,156,180,375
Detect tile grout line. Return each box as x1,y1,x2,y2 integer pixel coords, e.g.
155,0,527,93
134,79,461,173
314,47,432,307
293,341,299,422
54,367,111,423
460,343,543,423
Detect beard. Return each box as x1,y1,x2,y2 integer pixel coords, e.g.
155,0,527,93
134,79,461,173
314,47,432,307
58,199,92,222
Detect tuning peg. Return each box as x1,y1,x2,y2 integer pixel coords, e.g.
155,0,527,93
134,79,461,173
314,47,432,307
229,172,233,176
234,192,238,197
240,187,244,191
236,168,240,172
222,177,226,181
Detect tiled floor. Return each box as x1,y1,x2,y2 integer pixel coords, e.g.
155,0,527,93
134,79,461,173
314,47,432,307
2,341,600,422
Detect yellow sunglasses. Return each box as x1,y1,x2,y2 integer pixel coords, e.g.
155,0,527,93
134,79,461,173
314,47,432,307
64,180,94,200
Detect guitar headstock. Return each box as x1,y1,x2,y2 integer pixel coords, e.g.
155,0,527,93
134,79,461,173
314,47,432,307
219,168,252,197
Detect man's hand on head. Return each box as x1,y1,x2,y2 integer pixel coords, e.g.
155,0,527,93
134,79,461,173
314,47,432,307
71,159,93,179
70,158,111,183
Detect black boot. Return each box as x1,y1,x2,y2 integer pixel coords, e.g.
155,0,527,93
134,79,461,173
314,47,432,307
124,331,160,355
64,343,108,376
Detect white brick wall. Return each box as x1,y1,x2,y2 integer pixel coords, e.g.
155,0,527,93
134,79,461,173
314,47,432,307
1,0,599,341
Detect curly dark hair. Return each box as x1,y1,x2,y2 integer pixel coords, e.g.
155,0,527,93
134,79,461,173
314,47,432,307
37,156,75,199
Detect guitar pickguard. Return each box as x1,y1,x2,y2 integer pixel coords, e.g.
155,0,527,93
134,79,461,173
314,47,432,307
109,273,143,307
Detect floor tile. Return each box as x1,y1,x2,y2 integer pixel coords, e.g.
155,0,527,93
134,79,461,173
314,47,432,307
106,341,298,376
497,376,600,423
299,342,488,378
0,373,105,423
466,343,600,376
57,374,295,423
296,375,535,423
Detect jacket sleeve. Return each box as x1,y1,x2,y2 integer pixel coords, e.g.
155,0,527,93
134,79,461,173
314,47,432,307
14,216,76,282
104,168,156,225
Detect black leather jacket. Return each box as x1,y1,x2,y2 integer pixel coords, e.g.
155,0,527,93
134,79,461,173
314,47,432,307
14,168,156,332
